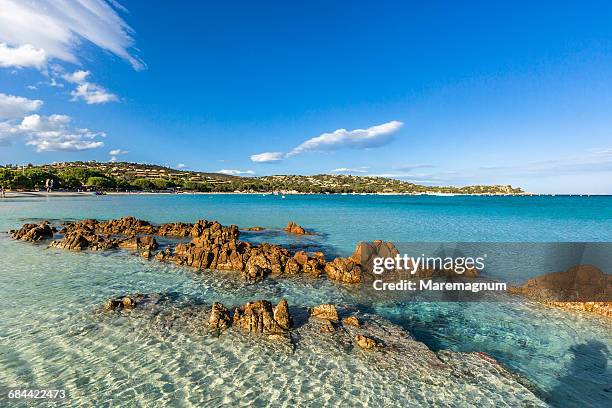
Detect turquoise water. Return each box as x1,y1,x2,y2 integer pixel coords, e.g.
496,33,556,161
0,194,611,407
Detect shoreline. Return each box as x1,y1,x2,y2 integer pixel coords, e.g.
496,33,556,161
0,190,607,199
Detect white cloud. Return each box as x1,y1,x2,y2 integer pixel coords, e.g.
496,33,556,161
109,148,127,155
63,70,118,104
71,82,118,104
0,43,46,68
63,69,90,83
331,167,369,173
0,0,144,70
0,113,105,151
176,163,187,169
250,151,284,163
217,169,255,176
250,121,403,163
288,120,403,157
0,93,43,120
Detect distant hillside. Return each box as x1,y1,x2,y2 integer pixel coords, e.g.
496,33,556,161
0,161,523,195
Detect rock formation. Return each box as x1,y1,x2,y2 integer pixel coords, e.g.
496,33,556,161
9,222,54,242
354,334,384,350
208,302,231,331
308,304,340,323
283,221,310,235
232,299,292,338
342,315,360,327
509,265,612,317
11,217,477,286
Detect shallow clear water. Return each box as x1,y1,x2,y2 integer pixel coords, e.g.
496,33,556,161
0,194,611,407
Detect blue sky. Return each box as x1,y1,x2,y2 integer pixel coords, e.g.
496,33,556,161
1,1,611,193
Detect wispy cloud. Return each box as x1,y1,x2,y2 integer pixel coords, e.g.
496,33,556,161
64,70,118,104
250,120,403,163
176,163,187,169
478,149,612,177
288,121,403,156
250,151,284,163
392,163,436,171
331,167,369,174
0,0,144,70
217,169,255,176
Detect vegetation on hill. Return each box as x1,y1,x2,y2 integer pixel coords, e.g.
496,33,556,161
0,161,523,195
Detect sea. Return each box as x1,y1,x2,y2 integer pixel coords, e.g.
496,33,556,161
0,194,610,407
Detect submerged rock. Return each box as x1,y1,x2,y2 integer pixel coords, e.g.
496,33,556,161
9,222,54,242
94,293,547,406
104,293,167,312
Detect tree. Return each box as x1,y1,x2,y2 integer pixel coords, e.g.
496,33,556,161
131,178,153,190
86,176,115,189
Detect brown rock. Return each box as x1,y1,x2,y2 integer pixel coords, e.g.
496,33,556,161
283,221,310,235
355,334,383,350
309,304,340,323
9,222,54,242
209,302,231,331
342,315,360,327
325,257,362,283
320,320,337,333
509,265,612,318
157,222,193,237
273,298,292,330
232,300,291,337
243,226,265,231
241,262,266,282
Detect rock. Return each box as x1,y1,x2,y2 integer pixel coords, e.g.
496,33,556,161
157,222,193,237
355,334,383,350
232,300,291,337
9,222,54,242
50,230,117,251
141,250,152,258
96,216,158,236
243,226,265,231
309,304,340,323
325,257,362,283
118,236,158,251
104,293,151,311
208,302,231,331
283,221,310,235
342,315,360,327
320,320,337,333
509,265,612,318
273,298,292,330
241,262,267,282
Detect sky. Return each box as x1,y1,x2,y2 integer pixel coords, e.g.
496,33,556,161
0,0,611,193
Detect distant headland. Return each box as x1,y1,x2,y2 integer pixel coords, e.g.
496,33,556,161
0,161,524,195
